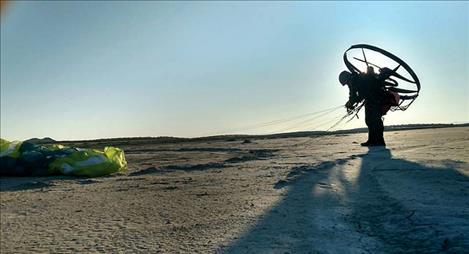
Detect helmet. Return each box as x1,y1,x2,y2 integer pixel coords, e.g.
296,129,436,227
339,71,351,85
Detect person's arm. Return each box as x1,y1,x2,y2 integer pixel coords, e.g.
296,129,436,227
346,84,361,109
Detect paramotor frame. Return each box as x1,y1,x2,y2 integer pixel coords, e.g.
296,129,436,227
343,44,421,111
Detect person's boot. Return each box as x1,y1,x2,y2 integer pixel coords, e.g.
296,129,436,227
360,141,372,146
368,142,386,147
375,138,386,147
361,140,386,147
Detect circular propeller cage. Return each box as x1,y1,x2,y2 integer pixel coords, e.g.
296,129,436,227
343,44,420,111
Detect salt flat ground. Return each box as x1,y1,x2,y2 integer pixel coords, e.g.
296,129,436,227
1,127,468,253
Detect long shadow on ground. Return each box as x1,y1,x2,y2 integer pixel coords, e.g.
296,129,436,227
223,148,469,253
0,176,103,192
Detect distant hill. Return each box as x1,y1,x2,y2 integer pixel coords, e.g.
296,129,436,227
334,123,469,135
54,123,468,147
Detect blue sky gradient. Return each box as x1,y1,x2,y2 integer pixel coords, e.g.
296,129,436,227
1,1,468,140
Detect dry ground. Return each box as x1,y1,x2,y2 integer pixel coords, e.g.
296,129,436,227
1,127,468,253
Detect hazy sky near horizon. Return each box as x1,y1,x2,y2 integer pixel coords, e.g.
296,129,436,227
1,1,468,140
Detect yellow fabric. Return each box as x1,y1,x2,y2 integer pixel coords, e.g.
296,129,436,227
49,146,127,177
1,138,127,177
0,138,22,158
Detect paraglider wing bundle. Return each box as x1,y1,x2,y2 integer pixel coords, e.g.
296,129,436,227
0,139,127,177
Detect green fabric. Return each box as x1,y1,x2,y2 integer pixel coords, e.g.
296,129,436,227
0,139,22,158
48,146,127,177
1,138,127,177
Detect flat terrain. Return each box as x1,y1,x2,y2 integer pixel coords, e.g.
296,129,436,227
1,127,468,253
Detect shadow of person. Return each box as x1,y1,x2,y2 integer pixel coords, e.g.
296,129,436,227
223,148,469,253
222,157,360,253
342,147,469,253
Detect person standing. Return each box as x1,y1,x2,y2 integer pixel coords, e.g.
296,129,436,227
339,66,388,146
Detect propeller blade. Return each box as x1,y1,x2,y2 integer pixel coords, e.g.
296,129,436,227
362,48,369,67
391,72,415,83
399,95,418,100
387,87,418,94
352,57,382,70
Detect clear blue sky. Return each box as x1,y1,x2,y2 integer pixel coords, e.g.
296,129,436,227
1,1,468,140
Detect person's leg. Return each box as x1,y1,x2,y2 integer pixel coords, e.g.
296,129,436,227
363,104,374,145
363,104,385,146
376,114,385,145
369,105,385,146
